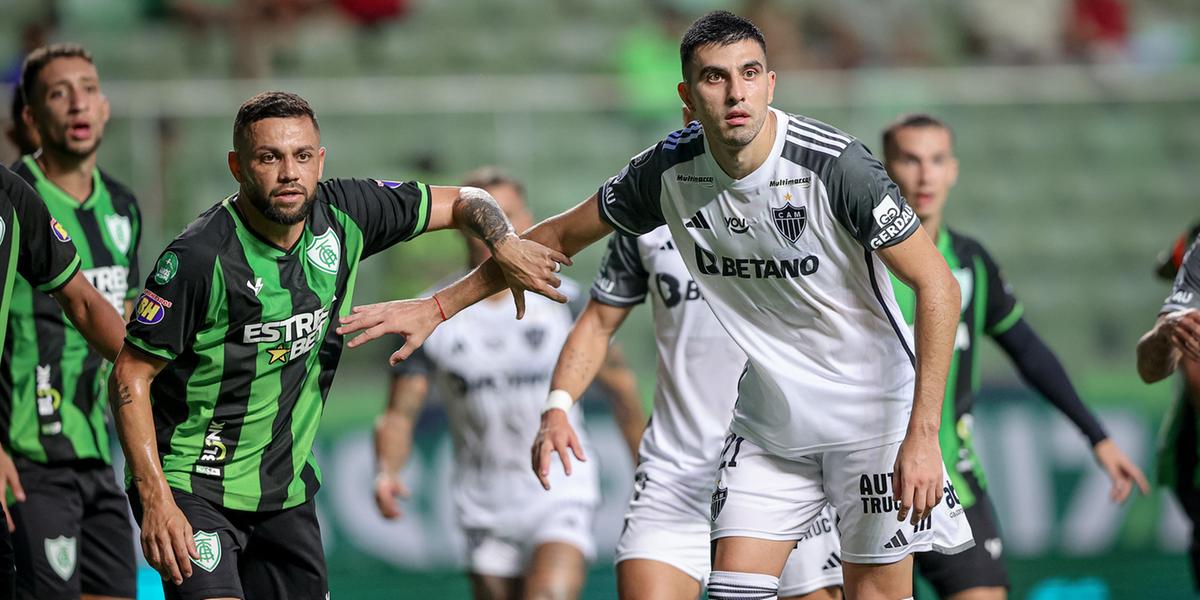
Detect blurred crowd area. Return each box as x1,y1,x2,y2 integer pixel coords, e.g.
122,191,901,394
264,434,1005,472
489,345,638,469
0,0,1198,389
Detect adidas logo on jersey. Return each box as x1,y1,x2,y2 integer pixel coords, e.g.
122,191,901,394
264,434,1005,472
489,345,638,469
883,529,909,549
684,211,712,230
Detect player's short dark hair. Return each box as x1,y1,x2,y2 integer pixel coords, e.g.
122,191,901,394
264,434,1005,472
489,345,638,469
679,11,767,81
233,91,319,150
460,166,525,198
882,113,955,160
20,43,94,104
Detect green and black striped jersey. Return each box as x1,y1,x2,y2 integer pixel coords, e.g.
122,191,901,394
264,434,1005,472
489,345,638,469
0,166,82,435
3,156,140,465
126,178,431,512
890,226,1022,509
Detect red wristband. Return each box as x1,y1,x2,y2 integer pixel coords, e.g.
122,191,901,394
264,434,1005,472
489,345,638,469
432,295,448,322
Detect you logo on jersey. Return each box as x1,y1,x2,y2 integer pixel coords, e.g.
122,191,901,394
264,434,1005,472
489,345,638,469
243,306,332,364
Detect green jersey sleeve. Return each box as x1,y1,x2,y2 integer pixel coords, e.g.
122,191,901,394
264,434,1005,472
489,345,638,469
323,178,432,258
4,167,80,292
979,243,1024,336
125,242,214,362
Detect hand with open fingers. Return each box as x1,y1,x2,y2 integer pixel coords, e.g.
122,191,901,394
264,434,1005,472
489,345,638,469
374,472,411,519
530,408,587,491
893,433,944,526
140,495,199,586
1164,309,1200,362
1093,438,1150,503
337,297,442,364
490,234,572,319
0,448,25,532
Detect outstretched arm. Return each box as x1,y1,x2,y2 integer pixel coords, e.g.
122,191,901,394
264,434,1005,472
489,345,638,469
1137,309,1200,383
533,299,636,489
374,373,429,519
995,319,1148,501
51,271,126,362
878,226,959,526
109,348,198,586
338,195,614,363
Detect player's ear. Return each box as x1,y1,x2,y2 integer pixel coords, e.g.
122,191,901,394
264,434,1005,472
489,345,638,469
227,150,243,183
766,70,776,105
99,93,110,125
21,104,35,133
677,81,694,114
317,146,326,180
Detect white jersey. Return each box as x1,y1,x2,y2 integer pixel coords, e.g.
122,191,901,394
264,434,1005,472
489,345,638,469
598,108,919,457
592,225,747,508
395,280,598,527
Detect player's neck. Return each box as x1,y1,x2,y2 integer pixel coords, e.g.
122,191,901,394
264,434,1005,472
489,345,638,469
920,213,943,242
36,149,96,203
237,198,306,251
710,110,777,180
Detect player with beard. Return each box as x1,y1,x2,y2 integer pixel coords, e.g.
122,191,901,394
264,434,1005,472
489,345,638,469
880,113,1147,600
0,43,143,600
340,11,972,600
109,92,566,600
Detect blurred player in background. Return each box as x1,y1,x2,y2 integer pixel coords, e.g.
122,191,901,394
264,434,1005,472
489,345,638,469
4,43,143,600
1139,232,1200,590
110,91,564,600
555,222,843,600
373,166,645,600
0,164,128,600
5,92,38,157
340,11,972,600
881,113,1148,600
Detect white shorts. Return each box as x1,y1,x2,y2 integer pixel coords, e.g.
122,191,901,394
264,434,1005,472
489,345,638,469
710,436,974,565
464,500,596,578
615,468,843,595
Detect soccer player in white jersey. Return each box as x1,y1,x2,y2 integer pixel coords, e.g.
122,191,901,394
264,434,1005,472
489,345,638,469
559,224,842,600
372,167,646,600
339,11,971,599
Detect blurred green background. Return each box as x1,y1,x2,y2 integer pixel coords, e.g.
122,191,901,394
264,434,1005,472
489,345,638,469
5,0,1200,597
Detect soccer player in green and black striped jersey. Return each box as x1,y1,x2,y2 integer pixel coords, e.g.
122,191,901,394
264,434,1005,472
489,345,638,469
4,44,143,600
882,114,1149,600
0,164,127,600
109,91,568,600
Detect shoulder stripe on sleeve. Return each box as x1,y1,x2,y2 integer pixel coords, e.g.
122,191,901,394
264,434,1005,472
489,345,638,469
787,123,849,150
663,121,704,150
405,182,432,241
124,333,177,361
784,136,843,158
790,117,853,144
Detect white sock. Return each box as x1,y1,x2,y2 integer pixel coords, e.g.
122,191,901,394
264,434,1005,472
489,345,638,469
707,570,779,600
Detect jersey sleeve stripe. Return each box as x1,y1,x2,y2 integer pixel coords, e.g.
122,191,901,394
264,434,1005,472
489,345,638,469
590,287,647,307
404,182,432,241
790,117,853,144
786,124,848,150
784,136,843,158
35,254,81,293
987,303,1024,336
124,333,177,361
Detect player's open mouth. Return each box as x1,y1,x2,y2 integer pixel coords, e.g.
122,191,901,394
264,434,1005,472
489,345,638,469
68,122,92,140
725,110,751,126
273,189,306,203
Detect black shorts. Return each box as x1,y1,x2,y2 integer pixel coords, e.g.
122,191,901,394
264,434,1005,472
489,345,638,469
1173,484,1200,591
130,488,328,600
915,476,1009,596
0,524,13,600
10,458,137,600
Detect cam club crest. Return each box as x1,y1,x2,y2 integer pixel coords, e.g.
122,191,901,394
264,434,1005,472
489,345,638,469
711,485,728,522
772,203,808,244
306,228,341,275
44,535,76,581
524,326,546,350
104,213,132,254
190,530,222,572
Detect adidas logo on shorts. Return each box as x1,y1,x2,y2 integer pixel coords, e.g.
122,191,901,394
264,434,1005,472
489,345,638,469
883,529,909,549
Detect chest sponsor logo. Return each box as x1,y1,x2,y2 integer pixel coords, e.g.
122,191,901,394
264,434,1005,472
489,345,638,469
44,535,77,581
769,176,812,189
654,273,702,308
153,251,178,285
244,306,332,364
695,245,819,280
771,202,807,243
83,265,128,314
1169,289,1195,306
50,218,71,242
306,228,341,275
135,290,172,325
104,213,132,254
190,531,222,573
676,174,714,187
725,217,749,234
869,195,916,249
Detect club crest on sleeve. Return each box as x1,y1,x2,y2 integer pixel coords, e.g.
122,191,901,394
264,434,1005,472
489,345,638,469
154,251,179,285
50,218,71,242
135,290,173,325
772,203,808,243
306,228,341,275
104,214,133,254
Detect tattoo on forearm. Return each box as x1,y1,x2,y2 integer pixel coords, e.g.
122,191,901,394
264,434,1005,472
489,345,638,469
457,188,513,248
117,382,136,408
